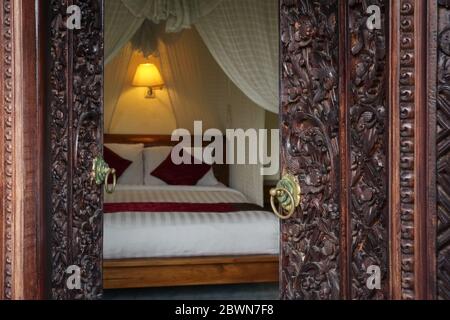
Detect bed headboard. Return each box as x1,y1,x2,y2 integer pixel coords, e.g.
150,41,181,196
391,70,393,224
104,134,229,186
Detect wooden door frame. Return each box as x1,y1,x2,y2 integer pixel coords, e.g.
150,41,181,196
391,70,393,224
0,0,46,299
388,0,448,300
389,0,434,300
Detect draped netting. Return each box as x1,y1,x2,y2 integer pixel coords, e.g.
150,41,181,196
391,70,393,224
104,43,133,131
105,0,222,63
196,0,278,113
105,0,278,113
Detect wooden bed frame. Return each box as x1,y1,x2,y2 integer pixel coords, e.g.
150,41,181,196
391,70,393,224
104,255,279,289
102,134,279,289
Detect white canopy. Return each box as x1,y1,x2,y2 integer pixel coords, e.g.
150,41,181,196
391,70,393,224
105,0,278,114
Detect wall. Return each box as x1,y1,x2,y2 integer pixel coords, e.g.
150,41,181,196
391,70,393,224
227,89,266,206
264,110,280,182
106,50,177,134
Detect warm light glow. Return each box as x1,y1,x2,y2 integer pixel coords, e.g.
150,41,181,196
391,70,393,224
132,63,164,88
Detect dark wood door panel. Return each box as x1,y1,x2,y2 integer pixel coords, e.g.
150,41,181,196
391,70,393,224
280,0,341,300
279,0,448,300
346,0,390,300
279,0,390,300
46,0,104,299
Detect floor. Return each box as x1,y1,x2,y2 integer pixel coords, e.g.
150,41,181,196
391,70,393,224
104,283,279,300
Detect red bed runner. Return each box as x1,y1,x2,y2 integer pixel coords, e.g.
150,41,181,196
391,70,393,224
104,202,264,213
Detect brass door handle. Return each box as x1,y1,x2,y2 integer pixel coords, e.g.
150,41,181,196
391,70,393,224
92,155,117,194
269,174,301,220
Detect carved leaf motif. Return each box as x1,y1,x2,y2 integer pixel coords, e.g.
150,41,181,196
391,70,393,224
348,0,389,300
49,0,103,300
280,0,340,300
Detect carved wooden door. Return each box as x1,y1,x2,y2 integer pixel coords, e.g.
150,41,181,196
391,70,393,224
45,0,104,299
278,0,450,300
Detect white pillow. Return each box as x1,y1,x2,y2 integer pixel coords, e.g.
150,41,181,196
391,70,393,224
188,147,219,186
143,146,220,186
197,168,220,186
104,143,144,185
143,147,172,186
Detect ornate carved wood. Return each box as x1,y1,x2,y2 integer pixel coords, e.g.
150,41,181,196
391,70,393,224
47,0,103,299
280,0,341,300
280,0,392,300
398,0,416,299
347,0,389,300
437,0,450,300
387,0,439,300
0,0,45,300
1,0,16,300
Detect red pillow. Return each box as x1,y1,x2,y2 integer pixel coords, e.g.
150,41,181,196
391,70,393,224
104,147,133,179
151,154,211,185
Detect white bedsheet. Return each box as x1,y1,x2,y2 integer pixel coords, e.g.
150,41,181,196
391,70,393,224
103,185,279,259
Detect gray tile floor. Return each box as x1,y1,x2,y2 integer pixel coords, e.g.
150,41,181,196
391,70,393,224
104,283,279,300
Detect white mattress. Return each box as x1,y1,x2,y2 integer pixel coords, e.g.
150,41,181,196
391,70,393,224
103,185,279,259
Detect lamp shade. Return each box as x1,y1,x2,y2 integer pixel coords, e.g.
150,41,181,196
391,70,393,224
132,63,164,88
